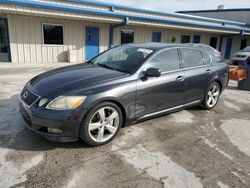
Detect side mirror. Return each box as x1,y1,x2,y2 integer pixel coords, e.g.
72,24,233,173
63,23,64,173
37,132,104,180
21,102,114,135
144,68,161,77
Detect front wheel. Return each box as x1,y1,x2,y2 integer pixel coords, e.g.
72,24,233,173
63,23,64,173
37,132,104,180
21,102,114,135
202,82,221,110
79,102,123,146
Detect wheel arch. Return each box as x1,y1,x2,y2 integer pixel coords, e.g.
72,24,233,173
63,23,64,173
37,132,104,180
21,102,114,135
213,79,223,92
85,97,127,127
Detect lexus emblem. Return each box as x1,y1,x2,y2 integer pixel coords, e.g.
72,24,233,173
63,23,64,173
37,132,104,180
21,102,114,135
23,91,28,99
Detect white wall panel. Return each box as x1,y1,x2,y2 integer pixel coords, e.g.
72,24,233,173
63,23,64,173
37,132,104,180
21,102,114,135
6,13,249,63
7,14,110,63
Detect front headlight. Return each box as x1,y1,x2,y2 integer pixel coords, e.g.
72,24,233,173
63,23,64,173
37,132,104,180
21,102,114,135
46,96,86,110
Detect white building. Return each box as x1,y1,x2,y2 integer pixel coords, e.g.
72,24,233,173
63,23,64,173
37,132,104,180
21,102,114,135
178,7,250,56
178,7,250,26
0,0,250,63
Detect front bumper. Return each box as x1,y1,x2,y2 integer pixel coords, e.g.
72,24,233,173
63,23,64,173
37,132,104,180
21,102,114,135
19,99,85,142
231,58,248,65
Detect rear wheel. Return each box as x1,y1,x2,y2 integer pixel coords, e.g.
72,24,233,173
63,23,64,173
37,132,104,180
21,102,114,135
202,82,221,110
79,102,123,146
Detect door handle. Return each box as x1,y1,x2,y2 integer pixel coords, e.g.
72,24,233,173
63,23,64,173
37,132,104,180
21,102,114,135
206,69,212,74
176,75,185,82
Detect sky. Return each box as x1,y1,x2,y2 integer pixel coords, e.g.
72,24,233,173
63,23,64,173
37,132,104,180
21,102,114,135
98,0,250,12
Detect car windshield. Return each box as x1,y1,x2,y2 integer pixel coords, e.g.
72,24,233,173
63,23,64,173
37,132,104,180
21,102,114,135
89,46,154,74
241,46,250,52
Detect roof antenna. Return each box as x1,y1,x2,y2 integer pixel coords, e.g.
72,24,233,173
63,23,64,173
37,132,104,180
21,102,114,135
217,5,226,10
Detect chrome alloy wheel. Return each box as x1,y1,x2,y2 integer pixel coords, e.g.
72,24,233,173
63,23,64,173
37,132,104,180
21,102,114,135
206,84,220,108
88,107,120,143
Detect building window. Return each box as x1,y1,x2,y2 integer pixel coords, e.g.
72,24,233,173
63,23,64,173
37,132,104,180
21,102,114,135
0,27,7,53
209,37,218,49
121,30,134,44
240,39,247,50
43,24,63,45
181,35,191,43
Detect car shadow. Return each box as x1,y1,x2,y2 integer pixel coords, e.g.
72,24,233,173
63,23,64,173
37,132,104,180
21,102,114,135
0,94,209,152
0,94,92,152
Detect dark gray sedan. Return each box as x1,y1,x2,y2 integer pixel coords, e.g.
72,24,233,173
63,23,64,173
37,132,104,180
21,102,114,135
19,43,229,146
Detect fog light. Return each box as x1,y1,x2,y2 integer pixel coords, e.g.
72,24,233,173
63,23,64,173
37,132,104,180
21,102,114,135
48,128,63,134
39,98,48,107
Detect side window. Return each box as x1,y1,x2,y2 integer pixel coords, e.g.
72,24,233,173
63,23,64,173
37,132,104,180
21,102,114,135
146,49,180,72
180,49,203,68
203,52,211,65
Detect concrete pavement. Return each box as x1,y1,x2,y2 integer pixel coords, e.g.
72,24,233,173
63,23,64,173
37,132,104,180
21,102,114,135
0,63,250,188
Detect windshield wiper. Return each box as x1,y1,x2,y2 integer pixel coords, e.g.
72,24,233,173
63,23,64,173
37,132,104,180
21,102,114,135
96,63,116,70
96,63,128,74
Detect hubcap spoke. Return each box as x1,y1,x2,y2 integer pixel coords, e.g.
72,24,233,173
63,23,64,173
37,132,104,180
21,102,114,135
88,106,120,143
105,124,117,134
97,126,104,141
211,97,216,105
211,85,216,93
207,85,220,107
98,108,106,121
107,111,118,122
207,96,212,105
213,91,219,97
89,122,102,131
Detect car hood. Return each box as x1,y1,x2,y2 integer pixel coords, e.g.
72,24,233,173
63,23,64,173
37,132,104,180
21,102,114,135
28,63,128,97
234,52,250,56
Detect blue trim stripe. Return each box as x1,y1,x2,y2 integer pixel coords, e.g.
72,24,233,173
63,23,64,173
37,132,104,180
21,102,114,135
68,0,246,26
178,8,250,14
1,0,250,33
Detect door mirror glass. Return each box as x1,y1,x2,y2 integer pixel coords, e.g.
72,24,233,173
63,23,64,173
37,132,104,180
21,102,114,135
144,68,161,77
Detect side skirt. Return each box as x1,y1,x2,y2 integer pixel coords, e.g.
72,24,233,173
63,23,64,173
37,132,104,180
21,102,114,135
136,100,202,122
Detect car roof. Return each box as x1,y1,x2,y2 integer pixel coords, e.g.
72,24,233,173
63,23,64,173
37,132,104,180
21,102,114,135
123,42,191,51
187,43,220,52
188,43,210,47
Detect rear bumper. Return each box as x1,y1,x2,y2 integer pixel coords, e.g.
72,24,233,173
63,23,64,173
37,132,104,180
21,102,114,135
19,99,85,142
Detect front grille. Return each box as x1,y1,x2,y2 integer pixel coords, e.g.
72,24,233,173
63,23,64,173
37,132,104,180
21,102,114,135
236,55,246,58
21,86,40,106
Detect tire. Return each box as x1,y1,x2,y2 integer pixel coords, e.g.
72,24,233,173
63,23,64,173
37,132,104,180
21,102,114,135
202,82,221,110
79,102,123,147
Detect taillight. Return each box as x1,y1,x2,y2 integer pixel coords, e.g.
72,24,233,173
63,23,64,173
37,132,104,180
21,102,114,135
247,56,250,63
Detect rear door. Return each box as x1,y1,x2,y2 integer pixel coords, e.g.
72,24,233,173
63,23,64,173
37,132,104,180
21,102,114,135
135,48,186,118
179,48,214,104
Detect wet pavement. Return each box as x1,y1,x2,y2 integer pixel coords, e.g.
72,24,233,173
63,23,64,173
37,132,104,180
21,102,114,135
0,63,250,188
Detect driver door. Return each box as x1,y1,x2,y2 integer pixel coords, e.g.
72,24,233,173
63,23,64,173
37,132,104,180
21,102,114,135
135,49,186,118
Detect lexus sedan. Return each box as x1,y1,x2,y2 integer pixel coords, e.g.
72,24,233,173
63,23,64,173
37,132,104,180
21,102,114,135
19,43,229,146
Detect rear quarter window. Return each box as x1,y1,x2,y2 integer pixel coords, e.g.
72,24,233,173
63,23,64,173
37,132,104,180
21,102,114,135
203,52,211,65
180,48,203,68
212,55,222,63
